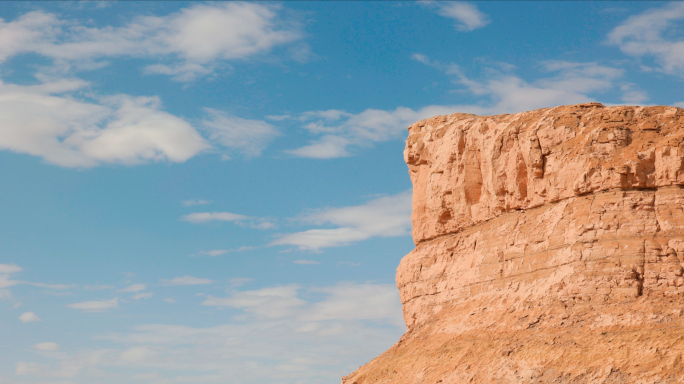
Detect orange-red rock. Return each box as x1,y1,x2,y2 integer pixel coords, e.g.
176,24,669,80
343,104,684,384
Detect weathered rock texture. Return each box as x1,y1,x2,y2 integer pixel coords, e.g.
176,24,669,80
343,104,684,384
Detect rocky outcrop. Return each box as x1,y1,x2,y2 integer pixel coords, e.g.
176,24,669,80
343,104,684,384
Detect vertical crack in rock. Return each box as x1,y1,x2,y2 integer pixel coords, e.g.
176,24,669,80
343,104,684,384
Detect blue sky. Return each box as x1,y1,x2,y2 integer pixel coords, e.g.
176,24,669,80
0,1,683,383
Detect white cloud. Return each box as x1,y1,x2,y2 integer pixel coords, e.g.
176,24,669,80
202,108,279,157
229,278,253,287
422,2,491,31
202,285,306,318
132,292,154,300
271,190,412,250
163,298,176,304
66,297,118,312
286,135,351,159
28,282,74,290
417,56,627,113
0,289,12,301
200,250,228,257
608,3,684,76
19,312,41,323
203,282,402,324
0,3,304,81
120,346,156,363
0,80,209,167
674,102,684,108
0,263,21,289
15,361,44,376
286,106,458,159
303,283,402,324
194,247,257,257
293,260,320,265
119,283,146,293
181,212,248,223
182,211,276,230
0,264,22,274
159,276,213,286
182,199,210,207
15,282,404,383
287,57,623,159
34,342,60,351
287,56,635,160
265,114,292,121
83,284,114,290
620,83,649,104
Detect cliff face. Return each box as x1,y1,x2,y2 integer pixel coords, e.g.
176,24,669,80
343,104,684,384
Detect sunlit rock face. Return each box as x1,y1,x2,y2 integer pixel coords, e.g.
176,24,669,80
343,104,684,384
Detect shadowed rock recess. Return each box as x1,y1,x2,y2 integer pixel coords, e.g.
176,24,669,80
342,104,684,384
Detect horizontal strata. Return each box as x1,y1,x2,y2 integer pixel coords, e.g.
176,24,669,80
406,103,684,245
398,186,684,328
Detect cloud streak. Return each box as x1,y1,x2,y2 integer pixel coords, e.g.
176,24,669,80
66,298,119,312
422,1,491,31
159,276,213,286
202,108,280,158
19,312,41,323
271,190,412,250
182,211,276,230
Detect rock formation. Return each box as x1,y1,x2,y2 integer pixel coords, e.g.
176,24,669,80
343,103,684,383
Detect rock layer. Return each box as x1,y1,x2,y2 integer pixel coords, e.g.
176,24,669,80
343,104,684,384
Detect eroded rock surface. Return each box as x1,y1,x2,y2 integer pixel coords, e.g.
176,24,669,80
343,104,684,384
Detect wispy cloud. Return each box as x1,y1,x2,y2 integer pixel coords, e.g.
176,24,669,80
284,56,632,160
132,293,154,300
118,284,146,293
159,276,213,286
33,342,60,351
182,212,276,230
182,199,210,207
608,3,684,76
202,282,403,324
193,247,256,257
271,190,412,250
0,264,22,274
83,285,114,291
199,249,229,257
14,282,403,382
27,282,75,290
66,298,119,312
181,212,248,223
0,264,22,289
293,259,320,265
202,108,280,158
413,55,631,113
285,106,459,159
19,312,41,323
421,1,490,31
203,285,305,318
0,3,305,82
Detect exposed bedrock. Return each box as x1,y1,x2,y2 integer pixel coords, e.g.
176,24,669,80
343,104,684,384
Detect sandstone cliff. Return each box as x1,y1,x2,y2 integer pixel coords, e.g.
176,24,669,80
344,103,684,384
